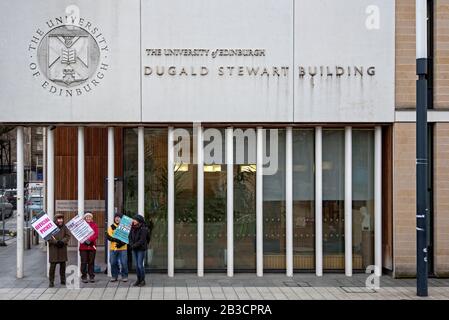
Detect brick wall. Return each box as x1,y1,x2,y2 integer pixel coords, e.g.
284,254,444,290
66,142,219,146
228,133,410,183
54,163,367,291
434,123,449,276
393,123,449,277
393,123,417,277
396,0,449,109
396,0,416,109
393,1,449,277
434,0,449,108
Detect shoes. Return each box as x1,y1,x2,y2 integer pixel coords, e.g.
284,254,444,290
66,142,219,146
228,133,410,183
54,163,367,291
137,280,146,287
132,280,141,287
49,282,54,288
110,278,118,282
122,278,128,282
81,278,88,283
89,278,95,283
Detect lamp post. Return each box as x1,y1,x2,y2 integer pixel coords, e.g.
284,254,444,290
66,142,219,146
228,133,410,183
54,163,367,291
416,0,429,297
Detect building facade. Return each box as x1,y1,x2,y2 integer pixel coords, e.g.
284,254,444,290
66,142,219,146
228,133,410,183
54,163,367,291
0,0,448,278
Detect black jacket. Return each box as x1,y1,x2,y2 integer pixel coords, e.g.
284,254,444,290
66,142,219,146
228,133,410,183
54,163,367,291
129,223,148,251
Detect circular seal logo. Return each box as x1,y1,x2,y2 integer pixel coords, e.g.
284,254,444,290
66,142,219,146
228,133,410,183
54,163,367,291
37,25,101,87
28,15,109,97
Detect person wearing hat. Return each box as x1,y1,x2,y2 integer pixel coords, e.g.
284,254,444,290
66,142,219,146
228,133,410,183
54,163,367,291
79,212,99,283
48,213,72,287
129,214,149,287
106,213,128,282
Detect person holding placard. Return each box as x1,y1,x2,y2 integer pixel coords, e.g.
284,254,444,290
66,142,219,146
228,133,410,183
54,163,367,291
79,212,99,283
48,213,71,288
106,213,128,282
129,215,149,287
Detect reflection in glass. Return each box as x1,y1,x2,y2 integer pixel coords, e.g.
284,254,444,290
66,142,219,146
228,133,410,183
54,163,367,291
352,130,374,270
322,129,345,270
293,129,315,270
144,128,168,269
233,128,256,270
204,128,227,270
263,129,286,270
124,129,138,215
174,128,197,270
123,128,168,270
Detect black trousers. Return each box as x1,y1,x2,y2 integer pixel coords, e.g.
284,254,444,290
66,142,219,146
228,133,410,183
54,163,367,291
49,262,66,284
80,250,96,279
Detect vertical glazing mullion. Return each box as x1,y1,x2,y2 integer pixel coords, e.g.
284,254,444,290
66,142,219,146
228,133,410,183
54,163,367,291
167,127,174,277
226,127,234,277
256,127,264,277
375,126,382,277
315,127,323,276
286,127,293,276
345,126,353,276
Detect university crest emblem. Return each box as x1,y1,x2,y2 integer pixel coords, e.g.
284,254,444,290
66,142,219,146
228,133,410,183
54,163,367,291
38,25,100,87
28,15,109,97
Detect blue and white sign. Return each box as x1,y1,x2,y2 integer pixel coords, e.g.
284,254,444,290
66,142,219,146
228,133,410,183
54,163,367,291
112,215,132,244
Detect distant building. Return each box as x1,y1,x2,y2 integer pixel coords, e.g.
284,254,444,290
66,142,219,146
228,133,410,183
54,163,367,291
0,127,43,188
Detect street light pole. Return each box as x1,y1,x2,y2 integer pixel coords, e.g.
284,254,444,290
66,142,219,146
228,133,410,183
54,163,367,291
416,0,429,297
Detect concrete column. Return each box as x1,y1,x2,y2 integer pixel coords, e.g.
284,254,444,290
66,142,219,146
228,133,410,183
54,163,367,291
77,126,84,277
315,127,323,276
42,127,47,213
226,127,234,277
256,127,263,277
345,126,353,276
46,126,54,277
375,126,382,277
107,127,114,277
197,125,204,277
286,127,293,277
78,127,85,216
16,127,24,279
167,127,174,277
138,127,145,216
47,127,54,219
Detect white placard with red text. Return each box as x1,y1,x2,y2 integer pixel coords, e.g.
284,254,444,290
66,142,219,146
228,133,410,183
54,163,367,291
31,212,59,241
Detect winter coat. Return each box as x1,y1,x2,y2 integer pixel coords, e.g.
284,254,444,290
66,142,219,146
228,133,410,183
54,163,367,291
106,223,128,251
129,223,148,251
48,224,71,263
79,221,99,251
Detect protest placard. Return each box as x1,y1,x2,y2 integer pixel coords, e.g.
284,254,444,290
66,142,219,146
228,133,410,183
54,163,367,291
31,211,59,241
66,215,94,244
112,215,132,244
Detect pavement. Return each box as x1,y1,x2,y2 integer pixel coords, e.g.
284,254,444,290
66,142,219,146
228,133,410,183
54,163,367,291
1,214,449,300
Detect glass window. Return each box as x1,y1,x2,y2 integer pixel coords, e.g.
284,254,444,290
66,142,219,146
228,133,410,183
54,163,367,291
124,129,138,215
233,128,257,270
263,129,286,270
174,128,197,270
123,128,168,270
293,129,315,270
322,129,345,270
204,128,227,270
144,128,168,269
352,129,374,270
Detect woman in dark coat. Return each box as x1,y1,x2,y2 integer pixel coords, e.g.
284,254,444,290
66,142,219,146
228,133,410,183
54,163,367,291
48,213,71,287
129,215,149,287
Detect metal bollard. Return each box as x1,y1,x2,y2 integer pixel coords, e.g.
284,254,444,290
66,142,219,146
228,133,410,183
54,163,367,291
33,229,39,245
24,227,31,250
